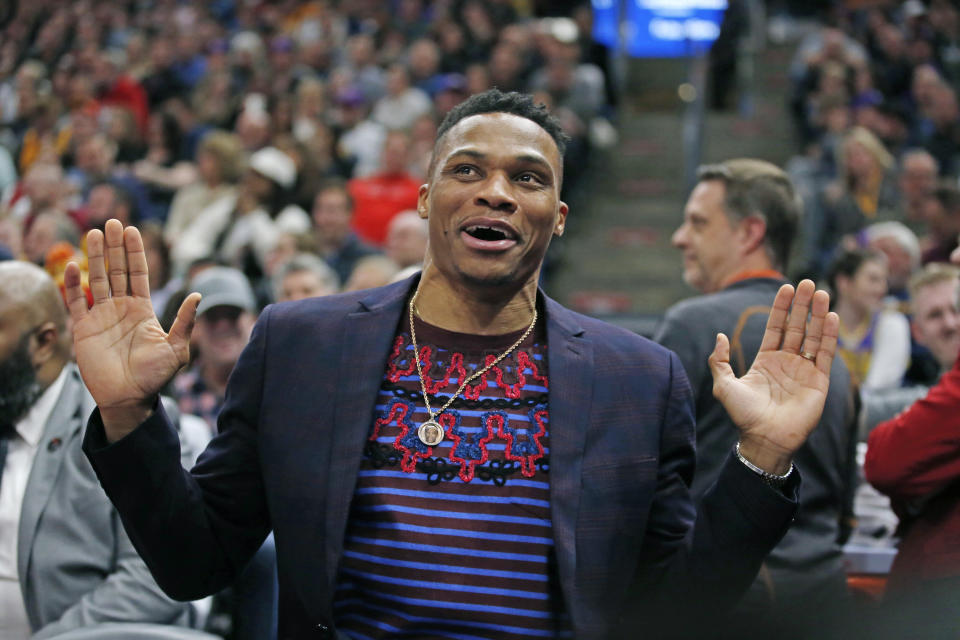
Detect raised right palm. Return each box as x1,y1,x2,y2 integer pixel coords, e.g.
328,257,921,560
64,219,200,435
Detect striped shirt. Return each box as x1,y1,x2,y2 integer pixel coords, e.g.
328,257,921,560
334,312,571,639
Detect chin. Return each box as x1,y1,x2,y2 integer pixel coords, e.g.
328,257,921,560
454,262,527,290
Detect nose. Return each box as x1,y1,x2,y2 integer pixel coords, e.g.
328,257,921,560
475,172,517,213
671,224,687,248
945,308,960,332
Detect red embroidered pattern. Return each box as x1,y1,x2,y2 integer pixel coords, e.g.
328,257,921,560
499,408,548,477
371,401,434,472
387,337,547,399
489,351,550,398
447,413,495,483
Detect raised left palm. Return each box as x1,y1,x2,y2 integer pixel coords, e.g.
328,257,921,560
709,280,839,468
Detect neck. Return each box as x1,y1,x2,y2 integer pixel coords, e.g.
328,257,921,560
716,254,776,290
412,266,539,335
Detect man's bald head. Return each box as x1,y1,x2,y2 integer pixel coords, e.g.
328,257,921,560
0,261,68,333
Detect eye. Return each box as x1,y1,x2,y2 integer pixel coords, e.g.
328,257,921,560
517,172,544,185
453,165,477,176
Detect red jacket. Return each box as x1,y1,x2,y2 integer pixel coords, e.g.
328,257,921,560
864,355,960,594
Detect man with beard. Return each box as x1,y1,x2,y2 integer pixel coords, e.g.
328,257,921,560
0,261,202,639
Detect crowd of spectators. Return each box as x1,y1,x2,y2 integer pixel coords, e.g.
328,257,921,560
0,0,617,418
779,3,960,632
0,1,617,637
0,0,616,293
779,1,960,401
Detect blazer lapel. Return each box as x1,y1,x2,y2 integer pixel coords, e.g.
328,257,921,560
543,295,593,623
17,366,87,584
324,279,413,593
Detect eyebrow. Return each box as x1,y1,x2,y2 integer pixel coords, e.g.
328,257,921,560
445,148,555,176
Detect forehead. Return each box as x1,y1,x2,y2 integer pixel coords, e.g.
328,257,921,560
857,258,887,275
685,179,727,216
435,112,560,168
915,279,959,307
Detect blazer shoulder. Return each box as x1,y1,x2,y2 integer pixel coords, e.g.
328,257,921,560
550,303,678,366
263,278,413,329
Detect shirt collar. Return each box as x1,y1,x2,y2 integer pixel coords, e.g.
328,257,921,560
14,365,69,447
721,269,785,289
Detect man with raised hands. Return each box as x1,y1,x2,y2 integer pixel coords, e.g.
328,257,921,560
65,90,839,639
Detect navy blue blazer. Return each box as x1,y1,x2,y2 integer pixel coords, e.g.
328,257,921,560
84,277,798,639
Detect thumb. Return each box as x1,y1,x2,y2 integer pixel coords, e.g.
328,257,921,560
708,333,736,397
168,292,201,362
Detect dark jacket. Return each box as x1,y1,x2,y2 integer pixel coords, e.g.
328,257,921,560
84,276,799,639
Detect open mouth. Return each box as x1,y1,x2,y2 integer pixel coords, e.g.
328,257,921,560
464,225,516,242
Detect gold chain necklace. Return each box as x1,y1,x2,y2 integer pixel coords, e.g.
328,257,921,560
408,292,538,447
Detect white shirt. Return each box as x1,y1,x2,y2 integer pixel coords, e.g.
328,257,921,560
0,367,68,639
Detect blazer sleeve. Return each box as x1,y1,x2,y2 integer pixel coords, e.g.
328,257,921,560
625,352,799,631
82,306,275,601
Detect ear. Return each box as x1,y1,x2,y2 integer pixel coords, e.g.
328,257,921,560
554,201,569,237
738,215,767,255
417,184,429,219
911,318,922,344
29,322,59,367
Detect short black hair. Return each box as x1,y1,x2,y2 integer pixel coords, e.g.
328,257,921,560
826,247,885,297
436,89,570,156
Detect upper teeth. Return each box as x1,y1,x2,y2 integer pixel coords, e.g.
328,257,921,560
468,225,508,236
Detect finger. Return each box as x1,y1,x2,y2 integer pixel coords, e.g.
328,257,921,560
124,226,151,298
781,279,816,354
799,289,830,357
168,292,201,360
815,311,840,377
63,261,89,322
86,228,110,304
708,332,736,393
759,284,794,352
104,219,128,296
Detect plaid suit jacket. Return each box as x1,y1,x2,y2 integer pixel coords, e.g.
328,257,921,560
85,276,798,639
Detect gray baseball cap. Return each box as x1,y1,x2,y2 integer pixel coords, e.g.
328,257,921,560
191,267,257,317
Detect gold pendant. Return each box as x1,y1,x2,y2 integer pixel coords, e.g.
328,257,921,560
417,420,444,446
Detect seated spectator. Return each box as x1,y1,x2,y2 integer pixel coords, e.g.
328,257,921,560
0,261,200,639
864,221,921,304
864,258,960,639
343,254,400,292
311,180,380,285
919,83,960,176
896,149,938,227
82,181,138,231
803,127,900,278
334,86,386,178
371,63,432,131
828,247,911,390
347,130,421,246
170,147,310,281
163,130,243,248
917,181,960,264
272,253,339,303
384,209,428,270
862,263,960,431
173,266,257,435
21,211,80,266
